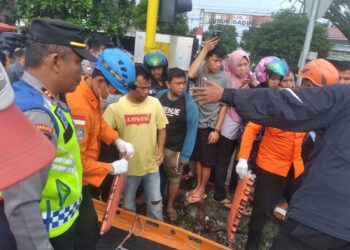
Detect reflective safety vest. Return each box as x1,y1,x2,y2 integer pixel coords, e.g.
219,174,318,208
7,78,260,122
13,80,82,238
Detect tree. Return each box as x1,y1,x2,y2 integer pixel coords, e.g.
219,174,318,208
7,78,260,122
203,25,238,54
0,0,17,25
0,0,135,36
289,0,350,41
240,10,332,72
133,0,189,36
9,0,93,26
86,0,135,36
325,0,350,41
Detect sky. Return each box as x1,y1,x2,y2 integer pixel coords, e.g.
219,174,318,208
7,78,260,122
134,0,303,40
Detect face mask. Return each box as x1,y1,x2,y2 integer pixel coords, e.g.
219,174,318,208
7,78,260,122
104,94,120,107
98,87,120,109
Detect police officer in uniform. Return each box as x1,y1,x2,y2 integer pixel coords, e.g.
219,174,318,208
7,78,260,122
2,18,96,250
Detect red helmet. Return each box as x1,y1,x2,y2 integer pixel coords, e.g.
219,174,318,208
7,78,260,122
299,59,339,86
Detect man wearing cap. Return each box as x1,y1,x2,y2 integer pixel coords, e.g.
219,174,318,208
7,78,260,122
66,48,135,250
2,18,96,250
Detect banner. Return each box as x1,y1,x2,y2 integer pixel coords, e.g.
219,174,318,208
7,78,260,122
203,12,272,27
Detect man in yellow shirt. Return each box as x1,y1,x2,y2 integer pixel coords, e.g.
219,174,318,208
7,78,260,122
104,65,168,221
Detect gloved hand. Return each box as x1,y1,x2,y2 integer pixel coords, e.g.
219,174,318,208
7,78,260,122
110,159,128,175
236,158,248,179
115,138,134,158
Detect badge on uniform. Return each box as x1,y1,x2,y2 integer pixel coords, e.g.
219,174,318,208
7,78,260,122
72,116,86,142
35,123,54,139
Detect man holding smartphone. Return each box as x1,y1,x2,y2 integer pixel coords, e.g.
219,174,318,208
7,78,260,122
186,37,231,203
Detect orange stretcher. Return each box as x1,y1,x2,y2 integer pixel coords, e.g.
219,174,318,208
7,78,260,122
94,199,230,250
100,173,126,235
227,171,256,241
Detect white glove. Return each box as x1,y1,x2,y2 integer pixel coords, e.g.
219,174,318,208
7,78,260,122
110,159,128,175
115,138,134,158
236,159,248,179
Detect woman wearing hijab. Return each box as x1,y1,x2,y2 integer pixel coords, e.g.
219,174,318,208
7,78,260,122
212,50,257,208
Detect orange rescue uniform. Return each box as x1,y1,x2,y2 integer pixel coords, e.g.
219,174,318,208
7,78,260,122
239,122,305,178
66,79,118,187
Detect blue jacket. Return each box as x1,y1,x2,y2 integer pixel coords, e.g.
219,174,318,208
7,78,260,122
156,89,199,161
222,85,350,242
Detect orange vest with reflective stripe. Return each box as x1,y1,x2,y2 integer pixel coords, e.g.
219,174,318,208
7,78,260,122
239,122,305,178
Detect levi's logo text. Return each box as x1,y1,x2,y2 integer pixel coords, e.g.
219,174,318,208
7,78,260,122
124,114,152,125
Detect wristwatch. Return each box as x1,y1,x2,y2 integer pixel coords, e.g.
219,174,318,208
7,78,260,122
214,128,221,133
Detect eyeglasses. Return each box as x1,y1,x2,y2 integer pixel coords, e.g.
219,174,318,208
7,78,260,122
137,85,151,91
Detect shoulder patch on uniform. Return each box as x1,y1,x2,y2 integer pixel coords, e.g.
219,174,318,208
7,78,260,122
75,127,85,142
72,115,86,126
35,123,54,137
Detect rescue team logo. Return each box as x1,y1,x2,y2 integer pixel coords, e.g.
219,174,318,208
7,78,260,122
124,114,152,125
72,115,86,141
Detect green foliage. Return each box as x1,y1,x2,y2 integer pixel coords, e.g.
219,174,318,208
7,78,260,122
203,25,238,54
10,0,93,26
240,10,332,72
86,0,135,36
0,0,17,25
1,0,135,36
133,0,189,36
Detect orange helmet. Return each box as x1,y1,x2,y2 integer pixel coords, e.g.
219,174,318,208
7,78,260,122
299,58,339,86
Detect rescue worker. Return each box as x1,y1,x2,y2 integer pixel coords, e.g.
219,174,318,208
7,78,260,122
236,57,305,249
0,62,56,250
3,18,97,250
192,66,350,250
144,50,169,96
300,59,339,89
66,48,135,250
298,59,339,177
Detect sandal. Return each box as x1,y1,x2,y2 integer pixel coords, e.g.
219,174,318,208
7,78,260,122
166,209,178,221
274,201,288,221
186,193,207,204
185,189,196,198
212,198,232,209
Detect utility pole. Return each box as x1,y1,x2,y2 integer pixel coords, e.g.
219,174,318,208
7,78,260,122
296,0,320,86
144,0,159,53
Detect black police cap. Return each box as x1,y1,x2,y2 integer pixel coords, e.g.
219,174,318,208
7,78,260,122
29,18,97,62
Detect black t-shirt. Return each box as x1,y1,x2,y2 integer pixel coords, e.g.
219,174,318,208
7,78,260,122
158,92,186,151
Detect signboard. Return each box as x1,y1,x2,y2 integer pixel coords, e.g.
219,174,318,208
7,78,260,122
134,32,194,70
203,12,272,27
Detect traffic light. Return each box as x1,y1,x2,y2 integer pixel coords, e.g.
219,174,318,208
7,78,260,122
158,0,192,23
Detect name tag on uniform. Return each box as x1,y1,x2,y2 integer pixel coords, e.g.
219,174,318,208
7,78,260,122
57,107,69,129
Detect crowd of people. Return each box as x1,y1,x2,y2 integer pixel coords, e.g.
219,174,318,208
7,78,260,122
1,17,350,250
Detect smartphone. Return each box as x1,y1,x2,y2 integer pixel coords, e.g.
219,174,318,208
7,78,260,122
211,30,222,39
